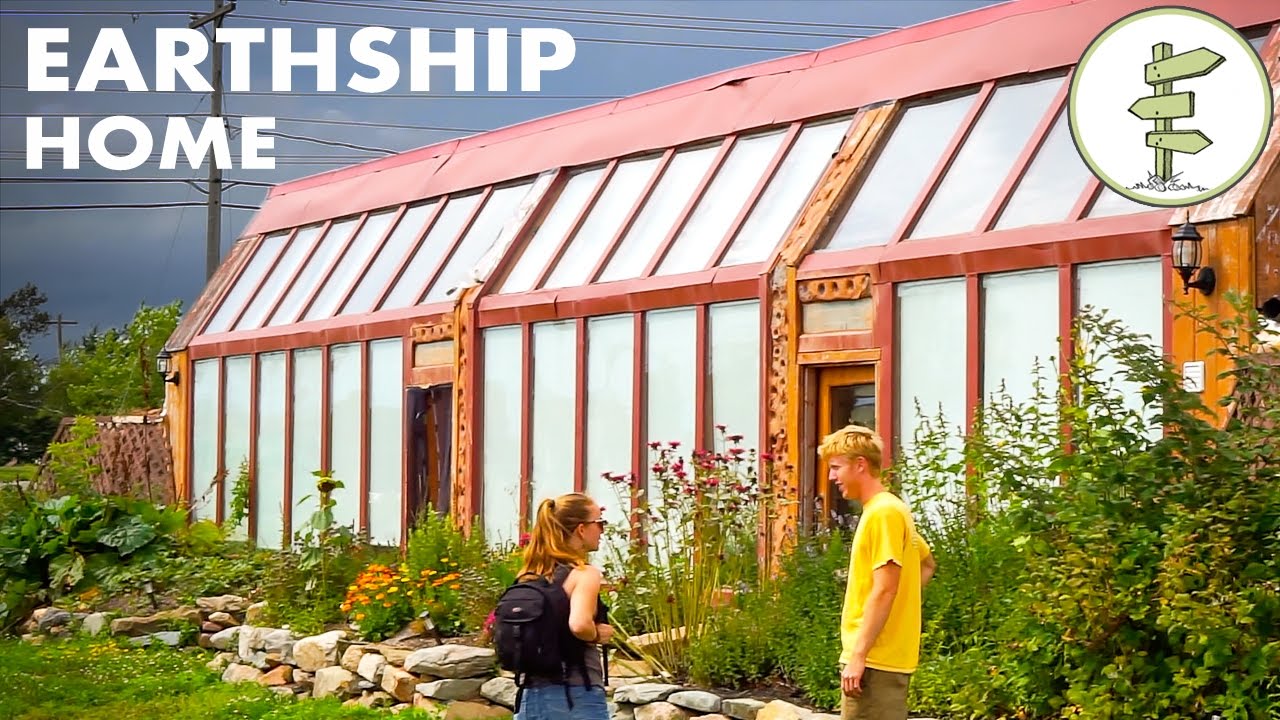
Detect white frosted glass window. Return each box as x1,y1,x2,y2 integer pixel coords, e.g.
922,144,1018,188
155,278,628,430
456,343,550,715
531,321,578,508
644,308,697,501
1087,188,1153,218
267,218,361,326
342,202,437,315
600,145,720,283
291,349,323,539
897,278,967,453
543,157,663,289
982,269,1059,408
710,301,761,453
657,131,788,275
1076,258,1163,424
304,210,397,321
996,113,1093,230
204,232,289,334
501,169,605,294
425,182,533,303
825,93,978,250
223,355,252,538
380,193,483,310
329,343,363,534
234,225,325,330
368,339,403,546
722,118,852,266
255,352,287,548
586,315,634,554
482,326,523,545
912,77,1063,239
191,359,221,521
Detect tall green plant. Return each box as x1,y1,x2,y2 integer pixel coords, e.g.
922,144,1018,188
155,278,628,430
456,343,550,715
602,428,786,676
44,416,102,497
901,299,1280,719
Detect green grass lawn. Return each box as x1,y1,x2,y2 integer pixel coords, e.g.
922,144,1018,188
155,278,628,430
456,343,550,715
0,636,439,720
0,464,37,483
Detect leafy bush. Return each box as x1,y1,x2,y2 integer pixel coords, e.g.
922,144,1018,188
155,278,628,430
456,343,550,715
341,563,417,641
403,507,486,635
0,493,186,630
901,302,1280,719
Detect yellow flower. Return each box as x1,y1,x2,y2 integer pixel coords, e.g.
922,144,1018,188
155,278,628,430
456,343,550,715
449,584,460,590
355,613,366,621
375,593,386,600
388,586,398,593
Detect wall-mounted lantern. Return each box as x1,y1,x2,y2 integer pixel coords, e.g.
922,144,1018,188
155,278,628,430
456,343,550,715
155,349,180,385
1171,222,1215,295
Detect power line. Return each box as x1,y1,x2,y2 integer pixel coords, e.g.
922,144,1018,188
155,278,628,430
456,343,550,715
230,13,817,53
4,113,481,133
1,85,621,99
0,201,260,211
406,0,898,31
244,127,397,154
0,177,275,187
293,0,871,39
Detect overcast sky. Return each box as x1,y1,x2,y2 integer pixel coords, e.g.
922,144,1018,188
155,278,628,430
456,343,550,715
0,0,1001,361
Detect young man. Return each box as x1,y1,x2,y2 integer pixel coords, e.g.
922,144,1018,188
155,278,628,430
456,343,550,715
819,425,936,720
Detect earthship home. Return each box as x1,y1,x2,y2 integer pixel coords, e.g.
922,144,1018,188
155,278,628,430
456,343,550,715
161,0,1280,550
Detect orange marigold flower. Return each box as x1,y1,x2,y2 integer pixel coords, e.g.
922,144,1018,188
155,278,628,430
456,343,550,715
355,613,366,621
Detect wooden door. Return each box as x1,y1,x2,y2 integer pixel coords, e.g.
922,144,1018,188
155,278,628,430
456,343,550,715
816,365,876,530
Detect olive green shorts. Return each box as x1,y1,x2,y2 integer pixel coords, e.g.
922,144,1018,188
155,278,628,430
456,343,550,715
839,667,910,720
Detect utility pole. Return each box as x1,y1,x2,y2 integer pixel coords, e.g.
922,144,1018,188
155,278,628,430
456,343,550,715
45,314,78,362
190,0,236,281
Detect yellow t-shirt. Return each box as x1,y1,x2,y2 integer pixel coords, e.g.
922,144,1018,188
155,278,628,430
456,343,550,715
838,490,931,673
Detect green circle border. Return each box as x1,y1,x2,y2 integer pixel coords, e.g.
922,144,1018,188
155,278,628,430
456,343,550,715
1068,6,1274,208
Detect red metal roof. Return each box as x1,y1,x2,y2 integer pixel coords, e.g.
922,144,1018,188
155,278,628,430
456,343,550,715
241,0,1277,239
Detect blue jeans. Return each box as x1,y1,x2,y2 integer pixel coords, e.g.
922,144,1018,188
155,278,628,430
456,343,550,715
515,684,608,720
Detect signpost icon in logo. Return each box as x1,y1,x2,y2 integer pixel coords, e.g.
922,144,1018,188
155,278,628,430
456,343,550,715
1071,7,1272,208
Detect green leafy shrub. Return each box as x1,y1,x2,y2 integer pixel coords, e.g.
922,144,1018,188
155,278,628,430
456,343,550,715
0,493,185,630
686,590,778,689
403,506,486,635
901,302,1280,719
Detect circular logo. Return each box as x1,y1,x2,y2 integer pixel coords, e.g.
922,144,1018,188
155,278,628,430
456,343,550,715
1069,7,1272,207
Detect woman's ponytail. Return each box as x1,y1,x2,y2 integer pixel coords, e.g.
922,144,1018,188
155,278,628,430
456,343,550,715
520,493,595,577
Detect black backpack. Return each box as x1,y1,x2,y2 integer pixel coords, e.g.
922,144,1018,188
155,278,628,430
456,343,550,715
493,566,592,711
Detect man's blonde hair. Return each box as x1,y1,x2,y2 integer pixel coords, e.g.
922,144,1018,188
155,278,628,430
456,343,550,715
818,424,883,473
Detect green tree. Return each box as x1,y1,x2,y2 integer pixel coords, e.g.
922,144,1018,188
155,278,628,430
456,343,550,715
44,301,182,416
0,284,58,462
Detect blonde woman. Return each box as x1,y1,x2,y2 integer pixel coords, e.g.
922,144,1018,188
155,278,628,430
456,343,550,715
501,492,612,720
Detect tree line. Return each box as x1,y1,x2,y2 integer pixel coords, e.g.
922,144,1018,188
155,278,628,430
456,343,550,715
0,283,180,463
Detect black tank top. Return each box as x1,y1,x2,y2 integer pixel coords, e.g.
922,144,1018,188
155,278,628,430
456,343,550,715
525,564,607,689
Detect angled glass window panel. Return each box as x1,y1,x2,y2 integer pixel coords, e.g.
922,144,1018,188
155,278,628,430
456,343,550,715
911,76,1064,240
233,224,325,330
656,130,788,275
303,210,397,321
379,193,483,310
598,144,720,283
341,202,437,316
721,117,853,267
824,93,978,250
267,217,361,326
204,232,290,334
424,181,534,303
1087,187,1154,218
995,112,1093,230
500,168,605,294
542,156,663,289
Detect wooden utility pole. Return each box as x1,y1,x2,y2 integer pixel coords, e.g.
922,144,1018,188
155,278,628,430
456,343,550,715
45,314,78,362
190,0,236,280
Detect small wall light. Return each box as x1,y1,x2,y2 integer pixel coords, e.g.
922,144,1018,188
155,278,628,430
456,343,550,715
1171,222,1215,295
156,349,180,385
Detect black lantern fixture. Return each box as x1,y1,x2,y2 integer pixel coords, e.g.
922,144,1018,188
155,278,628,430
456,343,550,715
1171,222,1215,295
155,349,179,385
